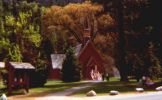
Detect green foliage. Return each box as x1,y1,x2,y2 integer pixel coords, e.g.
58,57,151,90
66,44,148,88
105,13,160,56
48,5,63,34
30,52,48,87
29,33,42,47
0,1,42,61
0,1,47,87
8,44,22,62
128,42,162,80
147,56,161,79
62,47,82,82
0,38,10,60
0,0,4,35
5,15,15,26
0,38,10,52
145,42,162,79
130,53,145,81
144,42,162,79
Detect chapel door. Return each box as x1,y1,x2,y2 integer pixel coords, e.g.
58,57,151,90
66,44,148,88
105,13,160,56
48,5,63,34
83,63,94,80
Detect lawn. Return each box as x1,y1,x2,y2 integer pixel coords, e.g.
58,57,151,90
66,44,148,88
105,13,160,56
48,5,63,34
0,80,91,97
28,80,90,97
73,77,159,96
0,79,6,96
0,77,161,98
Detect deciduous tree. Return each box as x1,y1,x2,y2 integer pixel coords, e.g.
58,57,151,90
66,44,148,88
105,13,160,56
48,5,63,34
42,1,115,53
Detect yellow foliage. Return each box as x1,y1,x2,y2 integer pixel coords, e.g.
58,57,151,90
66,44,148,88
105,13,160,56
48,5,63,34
42,2,116,43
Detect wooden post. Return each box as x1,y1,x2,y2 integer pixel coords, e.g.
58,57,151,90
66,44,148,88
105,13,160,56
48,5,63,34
24,72,29,93
8,68,14,95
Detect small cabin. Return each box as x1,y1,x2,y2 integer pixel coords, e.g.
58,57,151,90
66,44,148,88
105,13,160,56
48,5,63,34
5,62,35,95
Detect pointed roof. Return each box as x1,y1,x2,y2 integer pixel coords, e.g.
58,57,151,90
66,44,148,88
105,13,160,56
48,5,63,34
78,40,105,63
9,62,35,70
51,40,105,69
75,44,82,56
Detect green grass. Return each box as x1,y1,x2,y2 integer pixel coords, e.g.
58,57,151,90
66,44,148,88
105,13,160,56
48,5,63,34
0,77,161,97
0,80,91,97
73,77,159,96
0,79,6,96
28,80,89,96
0,81,5,89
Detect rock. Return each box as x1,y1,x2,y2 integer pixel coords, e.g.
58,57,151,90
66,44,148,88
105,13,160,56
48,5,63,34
136,88,144,92
1,94,7,100
156,86,162,91
109,90,119,95
86,90,97,96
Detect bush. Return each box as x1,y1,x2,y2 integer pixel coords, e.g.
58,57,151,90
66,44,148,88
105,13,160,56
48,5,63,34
29,58,48,87
61,47,81,82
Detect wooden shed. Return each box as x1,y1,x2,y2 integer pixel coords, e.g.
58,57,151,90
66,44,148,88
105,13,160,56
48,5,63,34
5,62,35,95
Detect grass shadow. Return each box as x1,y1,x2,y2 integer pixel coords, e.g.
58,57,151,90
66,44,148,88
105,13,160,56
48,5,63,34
73,79,153,96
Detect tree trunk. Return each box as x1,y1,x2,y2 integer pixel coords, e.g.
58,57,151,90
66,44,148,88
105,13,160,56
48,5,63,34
116,0,128,82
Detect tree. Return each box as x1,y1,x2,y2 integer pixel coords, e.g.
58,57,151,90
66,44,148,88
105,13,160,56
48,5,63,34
0,0,8,61
42,1,115,53
135,0,162,60
115,0,129,81
92,0,128,81
144,42,161,79
61,47,81,82
92,0,149,81
8,44,22,62
0,1,42,62
131,53,144,81
1,1,47,87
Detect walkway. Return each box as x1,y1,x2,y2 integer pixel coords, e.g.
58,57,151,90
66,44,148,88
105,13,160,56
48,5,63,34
47,81,100,96
9,80,101,100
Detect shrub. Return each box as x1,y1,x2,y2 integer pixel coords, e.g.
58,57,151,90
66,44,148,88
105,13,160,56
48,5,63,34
29,57,48,87
61,47,81,82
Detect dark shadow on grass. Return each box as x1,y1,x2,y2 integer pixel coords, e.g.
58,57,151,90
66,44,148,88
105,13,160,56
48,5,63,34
73,80,162,96
73,81,140,96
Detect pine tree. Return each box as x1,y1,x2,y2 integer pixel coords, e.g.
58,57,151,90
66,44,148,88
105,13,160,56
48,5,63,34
61,46,81,82
145,42,161,79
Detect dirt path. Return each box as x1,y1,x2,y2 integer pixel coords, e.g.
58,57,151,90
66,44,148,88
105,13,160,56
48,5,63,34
47,81,97,96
